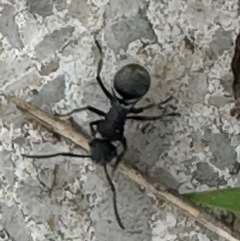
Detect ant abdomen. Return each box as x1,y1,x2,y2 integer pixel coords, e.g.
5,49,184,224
89,138,117,165
113,63,151,100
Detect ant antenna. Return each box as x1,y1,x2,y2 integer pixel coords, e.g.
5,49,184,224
103,164,125,230
22,152,92,159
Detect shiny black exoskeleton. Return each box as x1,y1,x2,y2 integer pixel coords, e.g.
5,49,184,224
22,37,180,230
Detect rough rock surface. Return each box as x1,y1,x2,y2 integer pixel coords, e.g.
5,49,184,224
0,0,239,240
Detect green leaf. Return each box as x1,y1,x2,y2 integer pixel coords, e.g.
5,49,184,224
183,188,240,213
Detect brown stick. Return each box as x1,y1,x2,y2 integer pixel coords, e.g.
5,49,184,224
6,95,240,241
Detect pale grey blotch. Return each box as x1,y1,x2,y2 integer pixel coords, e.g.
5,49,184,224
31,74,66,111
203,128,237,171
0,4,23,49
26,0,54,17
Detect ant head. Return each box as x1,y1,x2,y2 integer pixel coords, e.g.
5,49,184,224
113,64,151,102
89,138,117,165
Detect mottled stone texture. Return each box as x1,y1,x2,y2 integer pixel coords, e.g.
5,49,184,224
26,0,54,17
0,4,23,49
31,74,66,111
35,27,75,60
0,0,240,241
105,0,156,52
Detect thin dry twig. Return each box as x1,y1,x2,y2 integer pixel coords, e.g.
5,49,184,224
6,95,240,241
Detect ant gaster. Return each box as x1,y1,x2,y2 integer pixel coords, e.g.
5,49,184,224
22,37,180,230
230,32,240,119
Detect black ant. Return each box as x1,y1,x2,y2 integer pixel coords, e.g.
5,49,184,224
22,37,180,230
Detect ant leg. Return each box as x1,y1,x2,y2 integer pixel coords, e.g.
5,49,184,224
130,103,156,114
94,39,113,101
22,153,92,159
112,137,127,174
126,112,181,121
157,95,175,106
55,106,106,119
103,164,125,229
96,63,113,101
130,96,175,114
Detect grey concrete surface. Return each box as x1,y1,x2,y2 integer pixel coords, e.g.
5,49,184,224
0,0,239,240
